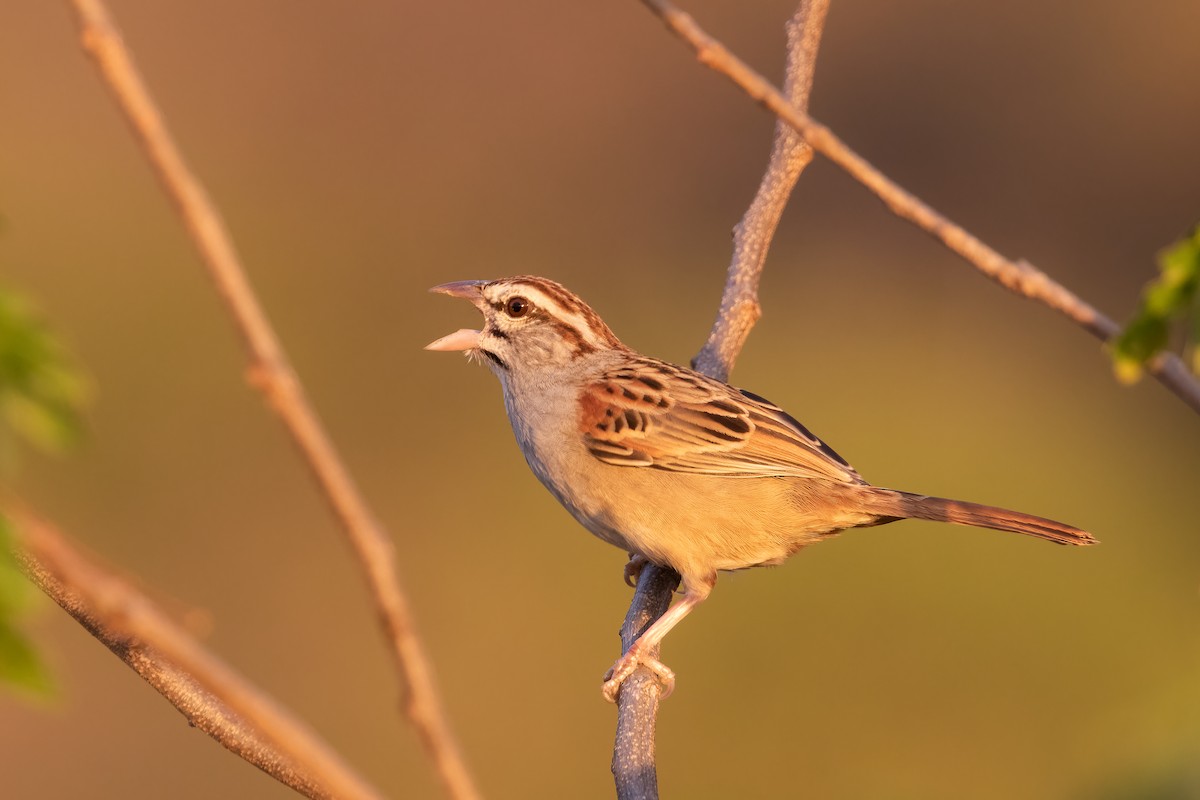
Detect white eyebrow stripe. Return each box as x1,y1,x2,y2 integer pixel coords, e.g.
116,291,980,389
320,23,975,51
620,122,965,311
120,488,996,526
506,285,602,345
484,277,624,350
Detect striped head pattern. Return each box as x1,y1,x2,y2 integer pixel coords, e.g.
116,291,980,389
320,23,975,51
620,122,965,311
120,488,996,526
426,276,626,371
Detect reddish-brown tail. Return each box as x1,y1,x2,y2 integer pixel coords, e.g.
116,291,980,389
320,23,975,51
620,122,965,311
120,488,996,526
864,489,1096,546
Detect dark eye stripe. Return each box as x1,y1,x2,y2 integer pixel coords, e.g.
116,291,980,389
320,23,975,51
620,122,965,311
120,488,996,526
551,320,597,356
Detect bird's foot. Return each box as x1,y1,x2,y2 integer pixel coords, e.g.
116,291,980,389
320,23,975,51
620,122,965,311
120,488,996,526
602,646,675,703
622,553,651,588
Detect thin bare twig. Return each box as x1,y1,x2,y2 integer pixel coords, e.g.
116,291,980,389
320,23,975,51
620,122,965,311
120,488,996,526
641,0,1200,414
613,3,831,797
692,0,830,382
10,510,384,800
63,2,481,798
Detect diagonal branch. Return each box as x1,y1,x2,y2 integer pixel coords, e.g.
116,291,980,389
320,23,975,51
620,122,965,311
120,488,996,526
613,3,831,797
62,2,481,799
10,509,384,800
641,0,1200,415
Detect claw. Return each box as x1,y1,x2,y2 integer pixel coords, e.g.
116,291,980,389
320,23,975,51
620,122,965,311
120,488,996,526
623,554,650,588
602,578,712,702
602,647,676,703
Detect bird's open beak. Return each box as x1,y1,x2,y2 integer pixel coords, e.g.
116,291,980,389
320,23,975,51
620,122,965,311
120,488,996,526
425,280,488,351
425,328,481,351
429,280,487,300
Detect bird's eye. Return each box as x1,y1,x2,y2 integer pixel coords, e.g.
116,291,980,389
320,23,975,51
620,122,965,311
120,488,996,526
505,296,530,318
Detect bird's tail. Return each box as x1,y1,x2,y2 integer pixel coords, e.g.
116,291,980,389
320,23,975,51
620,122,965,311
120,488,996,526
862,489,1096,546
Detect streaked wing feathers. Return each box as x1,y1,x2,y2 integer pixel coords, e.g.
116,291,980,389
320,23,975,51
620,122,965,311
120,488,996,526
579,359,862,484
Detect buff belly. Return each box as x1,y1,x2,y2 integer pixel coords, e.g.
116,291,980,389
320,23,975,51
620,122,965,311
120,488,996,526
552,461,877,584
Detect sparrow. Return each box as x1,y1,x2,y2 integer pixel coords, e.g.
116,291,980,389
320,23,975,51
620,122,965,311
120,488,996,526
427,276,1094,700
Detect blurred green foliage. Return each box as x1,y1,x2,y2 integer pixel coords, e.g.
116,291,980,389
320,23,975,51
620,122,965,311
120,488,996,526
0,516,53,696
1112,226,1200,383
0,285,87,696
0,289,87,462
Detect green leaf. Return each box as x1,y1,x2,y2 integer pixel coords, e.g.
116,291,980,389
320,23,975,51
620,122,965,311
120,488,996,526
0,515,54,696
0,515,33,615
1190,269,1200,373
0,288,88,460
1112,226,1200,383
0,623,54,697
0,281,79,697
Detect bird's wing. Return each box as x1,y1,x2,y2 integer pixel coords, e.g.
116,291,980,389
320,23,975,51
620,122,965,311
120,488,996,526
578,358,863,484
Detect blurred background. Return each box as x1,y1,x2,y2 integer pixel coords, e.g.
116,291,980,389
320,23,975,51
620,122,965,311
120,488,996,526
3,0,1200,797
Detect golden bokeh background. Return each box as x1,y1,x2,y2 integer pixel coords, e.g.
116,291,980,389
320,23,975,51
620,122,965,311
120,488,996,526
3,1,1200,798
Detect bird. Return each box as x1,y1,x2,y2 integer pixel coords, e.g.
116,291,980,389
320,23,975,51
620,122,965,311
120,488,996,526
425,275,1095,701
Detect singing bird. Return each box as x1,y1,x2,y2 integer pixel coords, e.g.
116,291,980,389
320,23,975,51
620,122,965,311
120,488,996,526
427,276,1094,700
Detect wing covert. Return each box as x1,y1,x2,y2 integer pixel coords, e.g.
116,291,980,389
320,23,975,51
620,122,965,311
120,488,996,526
579,359,862,484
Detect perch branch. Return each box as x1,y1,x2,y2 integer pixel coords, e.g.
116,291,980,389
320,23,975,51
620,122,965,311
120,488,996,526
10,509,384,800
640,0,1200,414
611,566,681,800
63,2,481,799
614,2,830,797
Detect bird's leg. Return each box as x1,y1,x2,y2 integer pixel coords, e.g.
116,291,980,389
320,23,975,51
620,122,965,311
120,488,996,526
602,575,714,702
